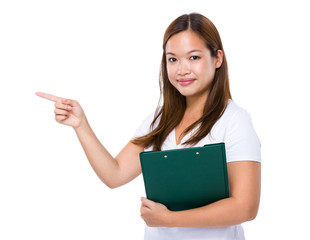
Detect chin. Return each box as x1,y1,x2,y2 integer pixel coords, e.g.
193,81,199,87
177,88,209,100
178,90,198,97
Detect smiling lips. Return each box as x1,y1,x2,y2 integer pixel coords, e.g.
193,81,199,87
177,78,196,86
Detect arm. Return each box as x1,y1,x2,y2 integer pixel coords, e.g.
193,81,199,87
140,161,261,227
36,92,144,189
74,119,144,188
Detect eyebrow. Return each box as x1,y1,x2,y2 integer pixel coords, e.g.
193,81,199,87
166,50,202,56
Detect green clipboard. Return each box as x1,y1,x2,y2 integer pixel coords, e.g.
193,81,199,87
140,143,230,211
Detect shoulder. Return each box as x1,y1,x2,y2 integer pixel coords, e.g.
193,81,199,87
222,100,261,162
225,100,256,132
213,100,252,132
132,108,160,138
141,108,161,129
223,100,250,120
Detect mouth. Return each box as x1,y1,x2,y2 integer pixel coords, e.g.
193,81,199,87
177,78,196,86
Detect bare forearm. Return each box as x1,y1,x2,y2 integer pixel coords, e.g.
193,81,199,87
168,197,257,228
74,117,120,188
35,93,131,188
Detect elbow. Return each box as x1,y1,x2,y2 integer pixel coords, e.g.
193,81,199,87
96,171,123,189
234,198,259,223
106,183,118,189
99,177,122,189
234,195,260,223
246,209,258,221
243,204,259,222
105,180,122,189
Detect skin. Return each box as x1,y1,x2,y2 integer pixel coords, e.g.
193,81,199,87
166,30,222,105
140,30,261,227
166,30,223,145
36,29,261,228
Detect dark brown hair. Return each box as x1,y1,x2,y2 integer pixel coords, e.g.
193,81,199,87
132,13,231,151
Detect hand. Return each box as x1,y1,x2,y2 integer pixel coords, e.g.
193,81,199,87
140,197,173,227
35,92,86,129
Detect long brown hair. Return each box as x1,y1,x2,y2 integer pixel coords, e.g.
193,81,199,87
132,13,231,151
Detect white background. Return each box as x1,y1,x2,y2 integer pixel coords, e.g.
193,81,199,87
1,0,309,239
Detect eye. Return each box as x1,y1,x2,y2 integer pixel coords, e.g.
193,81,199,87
168,57,177,62
190,56,200,60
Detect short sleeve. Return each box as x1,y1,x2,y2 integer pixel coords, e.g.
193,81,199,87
132,111,157,139
224,109,261,163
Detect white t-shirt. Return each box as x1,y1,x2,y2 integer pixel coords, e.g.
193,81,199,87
133,100,261,240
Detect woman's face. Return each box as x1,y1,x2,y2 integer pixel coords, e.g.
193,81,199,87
165,30,223,101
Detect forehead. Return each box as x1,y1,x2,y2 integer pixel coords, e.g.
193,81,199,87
165,30,207,53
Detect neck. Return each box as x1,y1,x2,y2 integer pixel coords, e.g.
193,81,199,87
185,91,209,117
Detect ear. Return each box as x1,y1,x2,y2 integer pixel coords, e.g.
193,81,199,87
215,49,224,69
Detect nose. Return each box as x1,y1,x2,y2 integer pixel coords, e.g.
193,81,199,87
177,60,191,75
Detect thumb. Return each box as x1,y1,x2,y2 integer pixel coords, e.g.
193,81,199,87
141,197,154,208
62,98,79,107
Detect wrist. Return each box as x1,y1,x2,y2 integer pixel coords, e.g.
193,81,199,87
73,116,89,132
165,210,178,227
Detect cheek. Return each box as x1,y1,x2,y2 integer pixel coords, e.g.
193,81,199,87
166,65,176,81
192,62,215,79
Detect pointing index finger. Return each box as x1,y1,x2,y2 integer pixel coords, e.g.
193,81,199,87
35,92,62,102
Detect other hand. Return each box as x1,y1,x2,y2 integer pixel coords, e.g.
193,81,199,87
140,197,173,227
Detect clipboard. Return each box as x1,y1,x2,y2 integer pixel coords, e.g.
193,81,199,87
140,143,230,211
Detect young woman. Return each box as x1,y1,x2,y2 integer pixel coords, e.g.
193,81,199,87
36,13,261,240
